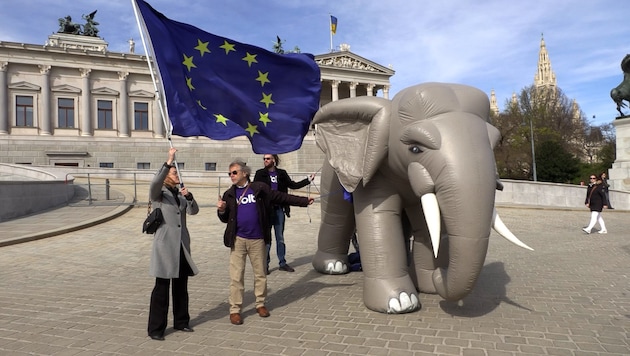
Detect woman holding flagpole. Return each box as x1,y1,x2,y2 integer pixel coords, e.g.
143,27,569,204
147,147,199,341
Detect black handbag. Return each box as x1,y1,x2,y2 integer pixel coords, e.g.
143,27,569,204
142,201,163,234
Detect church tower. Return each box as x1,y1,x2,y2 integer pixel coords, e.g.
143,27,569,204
534,34,557,89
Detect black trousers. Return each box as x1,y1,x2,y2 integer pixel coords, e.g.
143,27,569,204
147,248,193,336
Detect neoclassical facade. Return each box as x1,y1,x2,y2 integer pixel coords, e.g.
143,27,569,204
0,34,394,174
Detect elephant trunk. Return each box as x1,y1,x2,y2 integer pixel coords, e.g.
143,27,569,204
414,117,496,301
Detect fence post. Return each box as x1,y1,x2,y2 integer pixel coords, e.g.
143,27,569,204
87,173,92,205
105,179,110,200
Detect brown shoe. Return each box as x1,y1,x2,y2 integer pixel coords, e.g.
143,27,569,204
256,306,270,317
229,313,243,325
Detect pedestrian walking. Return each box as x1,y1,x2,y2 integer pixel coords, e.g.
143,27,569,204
583,174,608,234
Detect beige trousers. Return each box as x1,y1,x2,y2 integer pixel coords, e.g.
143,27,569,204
229,236,267,314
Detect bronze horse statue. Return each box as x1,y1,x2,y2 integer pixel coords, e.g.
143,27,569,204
611,54,630,117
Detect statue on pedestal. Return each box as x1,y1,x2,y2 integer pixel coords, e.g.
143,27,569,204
610,54,630,118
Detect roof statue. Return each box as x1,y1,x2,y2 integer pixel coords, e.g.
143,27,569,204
57,16,81,35
611,54,630,118
82,10,99,37
57,10,99,37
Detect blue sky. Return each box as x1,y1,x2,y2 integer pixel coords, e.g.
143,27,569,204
1,0,629,126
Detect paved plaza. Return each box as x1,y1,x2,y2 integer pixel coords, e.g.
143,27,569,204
0,194,629,355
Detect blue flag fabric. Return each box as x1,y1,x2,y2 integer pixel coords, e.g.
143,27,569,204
135,0,322,153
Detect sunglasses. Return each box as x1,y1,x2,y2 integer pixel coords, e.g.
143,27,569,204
590,177,596,179
263,157,273,161
228,170,240,176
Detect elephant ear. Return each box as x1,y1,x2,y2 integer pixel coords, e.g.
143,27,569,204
314,96,391,192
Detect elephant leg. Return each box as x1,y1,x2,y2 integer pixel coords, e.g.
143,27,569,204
312,160,355,274
353,183,420,314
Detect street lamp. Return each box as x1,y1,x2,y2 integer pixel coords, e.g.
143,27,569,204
528,117,537,181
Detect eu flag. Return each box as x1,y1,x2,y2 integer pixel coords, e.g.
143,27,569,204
135,0,322,153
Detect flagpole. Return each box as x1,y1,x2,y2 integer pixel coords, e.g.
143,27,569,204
131,0,184,186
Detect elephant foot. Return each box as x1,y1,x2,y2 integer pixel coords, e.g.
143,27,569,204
312,250,349,275
364,275,421,314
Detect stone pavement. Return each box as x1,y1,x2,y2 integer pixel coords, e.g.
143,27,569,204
0,197,628,355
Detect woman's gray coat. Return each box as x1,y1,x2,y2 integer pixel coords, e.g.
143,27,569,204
149,163,199,279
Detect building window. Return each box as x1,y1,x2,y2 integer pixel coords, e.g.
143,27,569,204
205,162,217,171
16,95,34,127
134,102,149,130
176,162,184,170
99,162,114,168
58,98,75,128
97,100,113,129
137,162,151,169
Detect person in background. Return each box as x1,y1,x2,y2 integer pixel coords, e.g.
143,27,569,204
582,174,608,234
217,160,313,325
254,154,315,273
147,147,199,341
254,153,315,274
600,172,614,209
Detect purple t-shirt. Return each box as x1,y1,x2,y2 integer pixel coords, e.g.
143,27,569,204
235,186,263,239
269,171,279,191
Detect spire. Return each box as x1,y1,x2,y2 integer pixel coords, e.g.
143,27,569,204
534,33,557,88
490,89,498,115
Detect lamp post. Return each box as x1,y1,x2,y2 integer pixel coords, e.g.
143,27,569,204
528,117,537,181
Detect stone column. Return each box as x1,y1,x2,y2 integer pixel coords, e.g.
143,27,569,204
39,65,52,135
366,84,375,97
609,116,630,191
153,100,165,138
349,82,357,98
0,62,8,135
331,80,340,102
383,85,390,100
118,71,129,137
80,68,92,136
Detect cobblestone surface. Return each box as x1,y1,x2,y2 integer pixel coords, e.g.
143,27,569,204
0,196,628,355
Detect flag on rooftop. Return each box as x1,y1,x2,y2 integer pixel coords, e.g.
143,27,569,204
134,0,322,154
330,16,338,35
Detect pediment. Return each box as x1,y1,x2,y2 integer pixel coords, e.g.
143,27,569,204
52,84,81,94
314,51,395,75
91,87,119,96
8,81,41,91
129,89,155,98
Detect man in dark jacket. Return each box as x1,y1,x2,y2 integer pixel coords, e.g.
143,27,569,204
254,154,314,273
217,159,313,325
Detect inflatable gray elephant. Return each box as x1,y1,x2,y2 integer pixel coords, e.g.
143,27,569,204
312,82,532,314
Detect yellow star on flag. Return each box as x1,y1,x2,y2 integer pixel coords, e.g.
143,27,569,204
258,112,271,126
194,39,210,56
256,71,270,87
245,122,259,136
242,52,258,67
214,113,229,125
260,92,274,108
182,54,196,71
186,77,195,91
219,40,235,54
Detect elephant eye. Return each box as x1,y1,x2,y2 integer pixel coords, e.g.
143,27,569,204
409,145,422,154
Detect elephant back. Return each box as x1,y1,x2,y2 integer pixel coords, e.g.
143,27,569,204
392,82,491,125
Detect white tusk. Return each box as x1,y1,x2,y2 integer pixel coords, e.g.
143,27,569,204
492,209,534,251
421,193,441,258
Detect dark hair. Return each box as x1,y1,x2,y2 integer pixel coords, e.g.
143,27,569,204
272,154,280,167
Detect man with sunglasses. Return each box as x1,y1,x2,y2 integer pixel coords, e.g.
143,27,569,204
217,160,313,325
254,154,315,274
